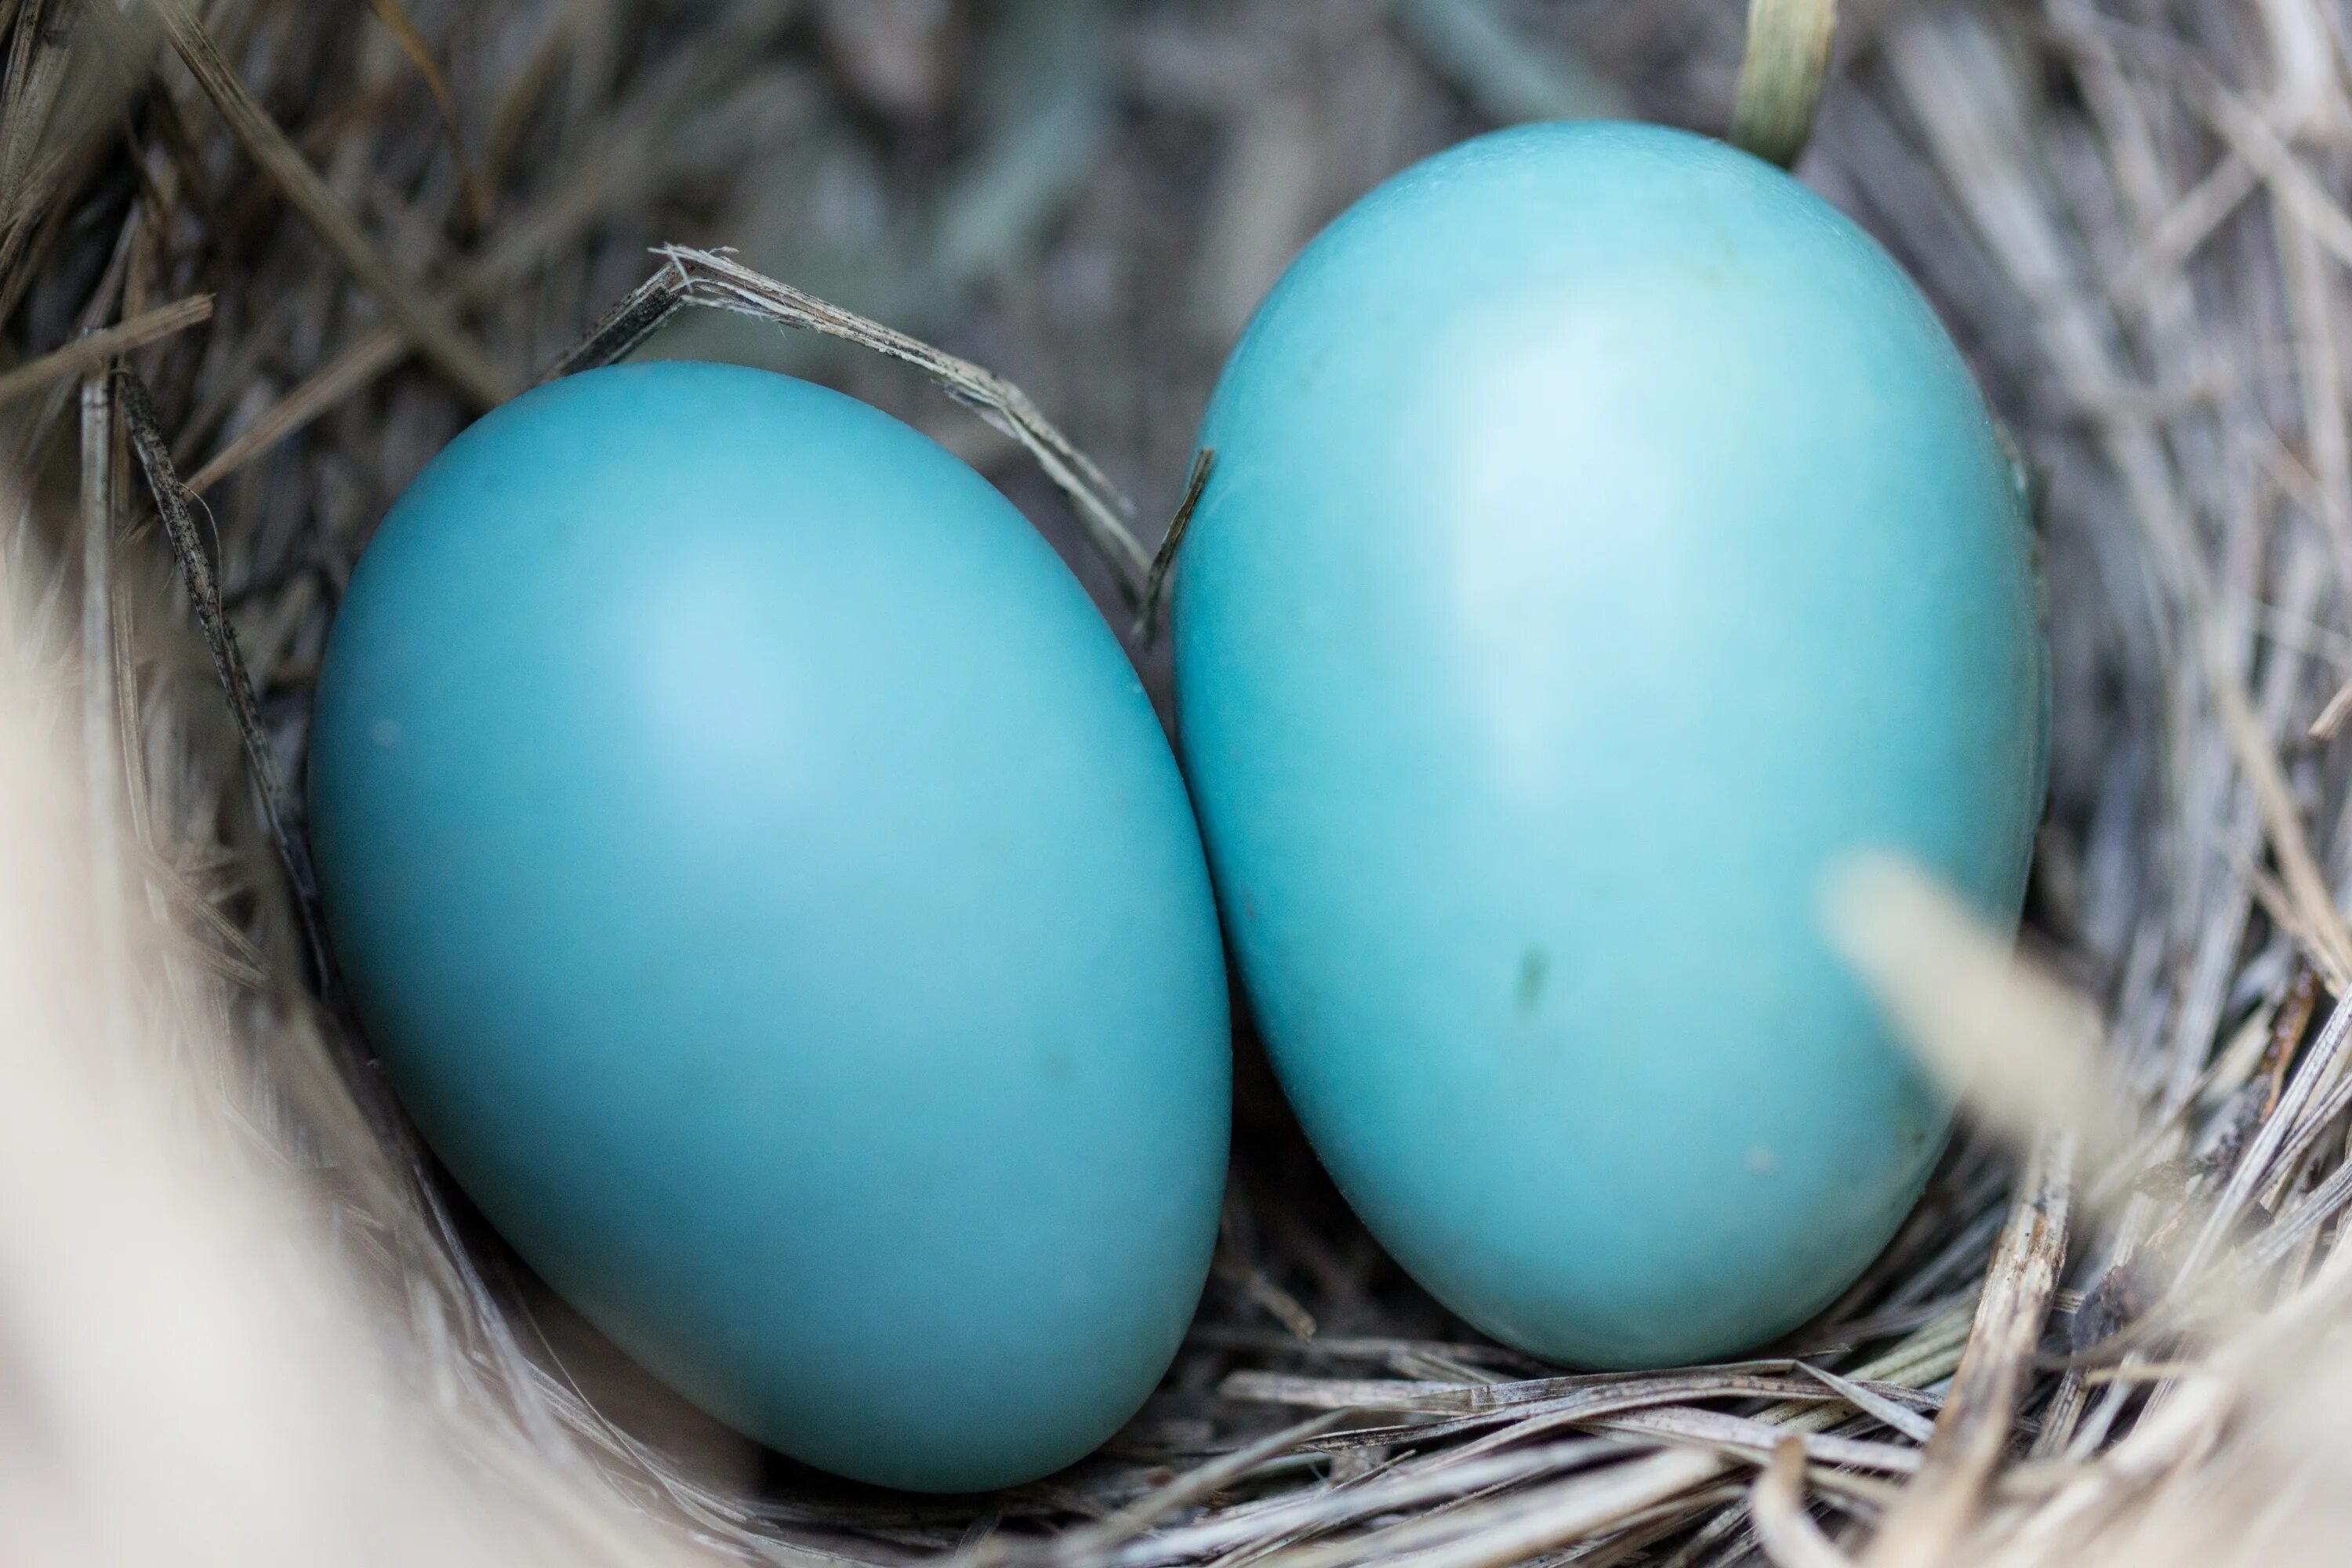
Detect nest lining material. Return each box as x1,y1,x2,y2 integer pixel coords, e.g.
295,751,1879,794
5,2,2352,1566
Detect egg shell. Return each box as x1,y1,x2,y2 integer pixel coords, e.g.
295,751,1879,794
309,362,1231,1491
1173,122,2045,1367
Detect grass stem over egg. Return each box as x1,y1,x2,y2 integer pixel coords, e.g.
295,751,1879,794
1731,0,1839,168
547,243,1152,604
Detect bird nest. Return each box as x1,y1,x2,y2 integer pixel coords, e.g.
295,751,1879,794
4,2,2352,1566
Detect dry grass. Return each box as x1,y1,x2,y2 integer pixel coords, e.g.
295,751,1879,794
4,1,2352,1565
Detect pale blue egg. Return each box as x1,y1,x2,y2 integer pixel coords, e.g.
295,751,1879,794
310,362,1230,1490
1174,122,2045,1367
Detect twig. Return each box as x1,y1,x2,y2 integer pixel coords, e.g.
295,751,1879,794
147,0,513,408
1032,1414,1341,1566
2114,154,2254,305
1752,1438,1858,1568
0,293,210,408
2311,674,2352,740
1796,1363,1937,1444
114,369,336,1000
1273,1369,1831,1449
1250,1448,1730,1568
1595,1408,1918,1483
2204,623,2352,988
1090,1439,1621,1568
536,252,693,381
186,31,792,493
1253,1310,1970,1568
1864,1132,2074,1567
1987,1363,2234,1564
545,247,1152,604
2238,1138,2352,1273
1140,446,1212,641
79,359,125,1029
1731,0,1840,167
364,0,493,227
2190,71,2352,275
185,326,399,495
2183,994,2352,1277
1215,1255,1319,1341
0,0,69,235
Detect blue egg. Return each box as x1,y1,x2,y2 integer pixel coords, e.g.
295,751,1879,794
310,362,1230,1490
1174,123,2045,1367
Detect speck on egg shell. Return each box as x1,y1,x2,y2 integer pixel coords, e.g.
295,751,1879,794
1174,122,2046,1368
310,361,1231,1491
